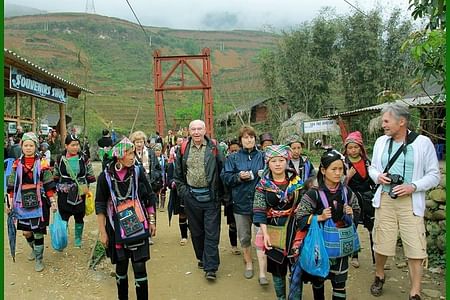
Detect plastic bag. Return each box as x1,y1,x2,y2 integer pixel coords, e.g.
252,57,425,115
299,215,329,278
50,211,68,251
85,191,95,216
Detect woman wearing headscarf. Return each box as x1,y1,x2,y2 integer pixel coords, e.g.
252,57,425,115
343,131,375,268
296,149,360,300
95,138,157,300
253,145,304,299
54,134,96,248
7,132,57,272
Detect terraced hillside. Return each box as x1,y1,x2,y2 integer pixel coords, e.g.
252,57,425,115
4,13,278,137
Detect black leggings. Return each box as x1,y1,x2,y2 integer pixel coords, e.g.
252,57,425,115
116,259,147,281
59,210,84,224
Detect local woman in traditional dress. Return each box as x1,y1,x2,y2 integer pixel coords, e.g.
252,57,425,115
7,132,57,272
296,149,360,300
54,134,96,248
253,145,304,300
153,143,168,211
95,138,157,300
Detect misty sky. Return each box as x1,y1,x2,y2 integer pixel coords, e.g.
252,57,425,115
7,0,412,30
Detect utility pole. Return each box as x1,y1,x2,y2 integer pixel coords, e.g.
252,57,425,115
85,0,96,14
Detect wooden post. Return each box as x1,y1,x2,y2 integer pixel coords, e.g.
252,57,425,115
59,103,66,148
31,96,36,132
16,92,21,127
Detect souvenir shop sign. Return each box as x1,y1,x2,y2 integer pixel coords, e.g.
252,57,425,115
302,119,339,134
9,67,67,104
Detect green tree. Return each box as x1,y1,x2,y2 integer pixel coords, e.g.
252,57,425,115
402,0,446,96
338,10,383,109
381,9,415,94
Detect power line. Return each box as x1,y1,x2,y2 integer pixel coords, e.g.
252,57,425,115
125,0,151,44
343,0,368,17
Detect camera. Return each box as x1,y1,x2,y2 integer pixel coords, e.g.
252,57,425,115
387,173,404,199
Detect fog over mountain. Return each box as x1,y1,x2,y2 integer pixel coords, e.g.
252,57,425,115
5,0,411,31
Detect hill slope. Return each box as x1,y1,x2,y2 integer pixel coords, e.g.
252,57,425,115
4,13,278,136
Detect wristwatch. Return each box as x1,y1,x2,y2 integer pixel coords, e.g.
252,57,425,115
411,183,417,192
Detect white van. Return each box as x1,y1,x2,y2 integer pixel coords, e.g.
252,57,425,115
40,124,51,135
7,122,17,135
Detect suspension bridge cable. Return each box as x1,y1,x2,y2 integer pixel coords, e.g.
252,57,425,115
125,0,152,43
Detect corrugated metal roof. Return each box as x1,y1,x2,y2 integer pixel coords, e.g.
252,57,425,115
216,95,286,121
324,95,445,118
4,48,94,94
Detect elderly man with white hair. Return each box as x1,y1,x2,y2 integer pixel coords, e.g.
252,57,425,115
368,103,440,300
174,120,225,281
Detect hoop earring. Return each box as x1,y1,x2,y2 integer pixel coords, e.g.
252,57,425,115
115,162,123,172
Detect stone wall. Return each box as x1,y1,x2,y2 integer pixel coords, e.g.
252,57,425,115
424,162,446,266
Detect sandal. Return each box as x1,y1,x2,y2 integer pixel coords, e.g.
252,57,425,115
370,276,385,297
231,247,241,255
351,257,360,268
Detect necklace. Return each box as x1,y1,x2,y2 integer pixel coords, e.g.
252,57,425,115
113,175,133,201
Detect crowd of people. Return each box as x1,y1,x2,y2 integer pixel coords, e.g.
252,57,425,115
5,103,441,300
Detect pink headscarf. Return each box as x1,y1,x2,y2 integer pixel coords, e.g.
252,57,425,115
343,131,367,160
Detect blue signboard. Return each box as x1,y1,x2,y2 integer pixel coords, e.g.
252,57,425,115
9,67,67,104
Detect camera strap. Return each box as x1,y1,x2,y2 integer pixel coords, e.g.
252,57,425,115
383,131,418,174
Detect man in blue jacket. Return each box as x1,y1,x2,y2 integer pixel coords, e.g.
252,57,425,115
222,125,265,281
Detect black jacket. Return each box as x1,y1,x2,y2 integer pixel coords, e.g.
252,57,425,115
134,147,162,193
174,136,225,203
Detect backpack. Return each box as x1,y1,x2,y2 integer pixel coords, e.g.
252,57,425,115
180,138,218,156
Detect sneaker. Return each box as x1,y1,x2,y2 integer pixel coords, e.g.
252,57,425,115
351,257,360,268
149,237,154,245
370,276,385,297
180,238,188,246
258,277,269,286
409,295,421,300
205,271,216,281
231,246,241,255
197,261,204,269
244,269,254,279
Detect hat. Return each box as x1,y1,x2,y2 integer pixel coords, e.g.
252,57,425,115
110,137,135,159
343,131,367,160
41,142,49,149
21,132,38,146
65,134,80,145
259,133,274,143
153,143,162,151
264,144,292,164
286,134,305,147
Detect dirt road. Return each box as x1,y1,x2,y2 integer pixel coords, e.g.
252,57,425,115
4,163,446,300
